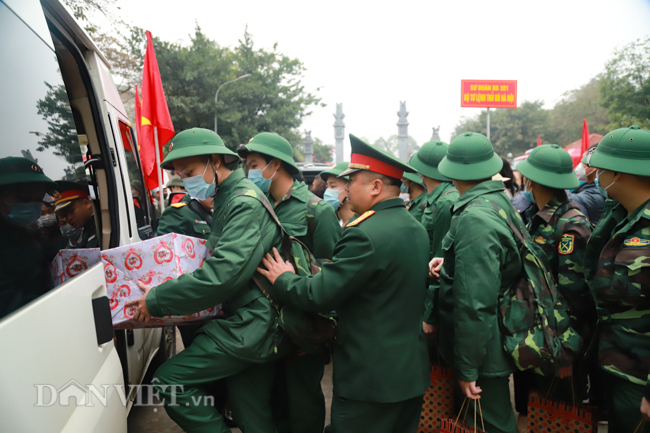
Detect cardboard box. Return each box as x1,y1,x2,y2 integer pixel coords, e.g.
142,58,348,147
102,233,222,329
50,248,102,288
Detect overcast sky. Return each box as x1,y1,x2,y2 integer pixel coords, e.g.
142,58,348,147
120,0,650,159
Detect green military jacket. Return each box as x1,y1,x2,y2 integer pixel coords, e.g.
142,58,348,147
157,194,212,240
146,169,285,362
584,198,650,393
421,182,459,325
407,192,426,223
270,180,341,259
269,198,430,403
526,193,594,336
439,181,520,382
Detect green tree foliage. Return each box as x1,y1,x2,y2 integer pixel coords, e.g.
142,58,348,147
454,101,548,157
372,135,419,158
312,138,333,164
600,37,650,130
128,26,323,153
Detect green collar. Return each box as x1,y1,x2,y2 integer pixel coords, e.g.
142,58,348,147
370,197,406,212
453,180,505,212
613,198,650,234
530,194,564,224
426,181,454,205
410,192,425,207
271,180,309,209
213,168,245,209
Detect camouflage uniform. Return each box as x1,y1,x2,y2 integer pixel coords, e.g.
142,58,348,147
584,125,650,432
527,192,595,336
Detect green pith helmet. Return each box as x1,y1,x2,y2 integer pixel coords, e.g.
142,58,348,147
516,144,579,190
339,134,416,178
165,175,184,188
160,128,239,170
236,132,299,175
408,141,451,182
403,171,423,186
0,157,56,191
320,162,350,181
589,126,650,176
438,132,503,181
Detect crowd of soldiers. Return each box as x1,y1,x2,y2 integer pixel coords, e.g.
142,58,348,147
2,123,649,433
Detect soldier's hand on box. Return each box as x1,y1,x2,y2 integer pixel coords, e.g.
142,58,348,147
458,380,482,399
641,397,650,421
125,281,153,323
429,258,444,278
257,247,295,284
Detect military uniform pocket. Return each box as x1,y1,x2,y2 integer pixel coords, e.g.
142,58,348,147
192,221,211,237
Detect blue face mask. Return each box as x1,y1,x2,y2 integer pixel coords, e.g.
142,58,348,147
183,159,217,200
248,162,277,193
4,201,42,227
324,188,342,209
596,169,615,199
60,223,82,239
400,183,409,194
522,181,534,203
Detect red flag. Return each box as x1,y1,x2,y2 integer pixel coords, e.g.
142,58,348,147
581,119,590,158
139,30,174,191
131,84,142,152
537,135,542,146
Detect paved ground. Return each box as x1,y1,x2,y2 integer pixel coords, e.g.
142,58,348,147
128,329,605,432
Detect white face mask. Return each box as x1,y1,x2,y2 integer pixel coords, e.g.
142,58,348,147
574,164,588,182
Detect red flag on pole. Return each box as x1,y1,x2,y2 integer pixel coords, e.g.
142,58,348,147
581,119,590,158
139,30,174,193
537,135,542,146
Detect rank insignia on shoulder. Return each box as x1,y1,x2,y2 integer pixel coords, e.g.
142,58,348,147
624,237,650,247
346,210,375,227
558,233,575,255
535,236,547,245
170,203,187,208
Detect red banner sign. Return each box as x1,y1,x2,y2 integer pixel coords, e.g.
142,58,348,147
461,80,517,109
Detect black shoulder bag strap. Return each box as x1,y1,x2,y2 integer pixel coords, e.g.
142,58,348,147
188,199,213,226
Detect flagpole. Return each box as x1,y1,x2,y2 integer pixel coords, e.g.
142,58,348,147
154,126,165,213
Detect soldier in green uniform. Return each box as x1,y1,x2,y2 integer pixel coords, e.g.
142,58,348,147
584,126,650,432
434,132,521,433
0,157,57,319
54,181,98,248
166,174,187,206
409,141,458,341
126,128,287,433
157,193,214,348
257,134,430,433
238,132,341,433
402,169,426,222
517,144,594,401
321,162,355,227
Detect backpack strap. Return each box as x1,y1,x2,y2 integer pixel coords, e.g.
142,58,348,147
188,199,213,226
306,195,322,241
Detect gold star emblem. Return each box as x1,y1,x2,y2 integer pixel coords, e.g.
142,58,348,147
53,191,62,201
31,164,41,173
169,142,173,151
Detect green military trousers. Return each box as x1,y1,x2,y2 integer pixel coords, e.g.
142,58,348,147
455,376,518,433
274,352,326,433
604,372,650,433
330,393,423,433
153,332,275,433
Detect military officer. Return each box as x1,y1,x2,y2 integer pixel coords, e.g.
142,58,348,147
321,162,355,227
238,132,341,433
434,132,521,433
166,174,186,206
126,128,287,433
517,144,594,404
53,180,97,248
584,126,650,432
257,134,430,433
402,169,426,222
409,141,459,340
0,157,57,320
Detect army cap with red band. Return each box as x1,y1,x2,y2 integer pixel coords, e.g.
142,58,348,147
54,180,90,212
339,134,415,178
